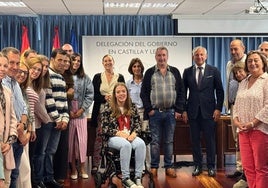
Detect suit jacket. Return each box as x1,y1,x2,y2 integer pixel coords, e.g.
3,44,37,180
183,64,224,119
0,85,17,170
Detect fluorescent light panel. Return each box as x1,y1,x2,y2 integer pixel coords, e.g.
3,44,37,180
0,1,26,7
104,2,178,8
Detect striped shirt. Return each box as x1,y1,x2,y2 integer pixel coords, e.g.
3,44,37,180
150,66,176,109
26,87,39,131
45,68,69,123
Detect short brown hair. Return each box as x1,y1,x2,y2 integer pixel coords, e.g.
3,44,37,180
128,58,144,75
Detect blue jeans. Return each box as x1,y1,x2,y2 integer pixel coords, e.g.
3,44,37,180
108,136,146,179
33,122,61,183
10,141,24,188
149,109,176,169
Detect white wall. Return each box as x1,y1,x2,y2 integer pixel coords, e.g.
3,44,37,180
82,36,193,117
172,15,268,34
82,36,192,81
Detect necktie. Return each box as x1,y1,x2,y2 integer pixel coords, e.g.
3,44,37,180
197,67,203,89
0,84,6,117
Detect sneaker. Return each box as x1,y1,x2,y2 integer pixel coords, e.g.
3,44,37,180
122,178,137,188
233,179,248,188
135,177,144,188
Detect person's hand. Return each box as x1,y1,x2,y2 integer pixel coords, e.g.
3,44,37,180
17,122,24,136
116,131,129,139
61,121,68,131
70,111,75,119
105,95,111,102
67,88,75,96
213,110,221,122
1,143,11,155
0,179,5,188
18,132,30,146
239,122,255,131
234,119,245,131
175,112,182,120
182,111,188,124
30,131,37,142
54,121,62,130
127,132,136,142
148,110,155,116
74,108,84,118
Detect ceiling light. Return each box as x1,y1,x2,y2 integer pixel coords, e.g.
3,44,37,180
0,1,26,7
142,3,178,8
104,2,178,8
104,2,140,8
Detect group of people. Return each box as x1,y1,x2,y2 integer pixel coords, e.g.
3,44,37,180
0,40,267,188
0,44,94,188
225,40,268,188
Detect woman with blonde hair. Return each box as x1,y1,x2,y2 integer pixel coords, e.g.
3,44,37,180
91,54,125,174
101,82,146,188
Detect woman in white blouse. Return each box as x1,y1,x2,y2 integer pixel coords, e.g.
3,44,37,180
233,50,268,188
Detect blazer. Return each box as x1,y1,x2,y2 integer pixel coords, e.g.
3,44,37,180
101,102,142,137
0,86,17,170
183,64,224,119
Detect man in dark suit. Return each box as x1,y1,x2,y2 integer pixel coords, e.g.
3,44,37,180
182,46,224,177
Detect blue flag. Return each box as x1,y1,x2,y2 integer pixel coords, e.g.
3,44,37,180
70,28,78,53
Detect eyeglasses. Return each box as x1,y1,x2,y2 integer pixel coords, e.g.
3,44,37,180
18,69,29,75
31,67,42,73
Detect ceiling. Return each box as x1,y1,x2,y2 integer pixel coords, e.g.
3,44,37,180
1,0,268,19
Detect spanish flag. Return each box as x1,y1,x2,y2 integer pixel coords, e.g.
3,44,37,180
52,26,60,50
21,25,30,54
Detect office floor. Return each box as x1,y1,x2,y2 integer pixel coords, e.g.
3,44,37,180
62,155,238,188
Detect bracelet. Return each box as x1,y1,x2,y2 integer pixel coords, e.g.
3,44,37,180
250,122,254,128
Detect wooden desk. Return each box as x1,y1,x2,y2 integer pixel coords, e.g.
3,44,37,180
87,115,235,169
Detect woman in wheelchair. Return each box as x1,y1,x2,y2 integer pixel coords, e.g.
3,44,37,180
101,82,146,188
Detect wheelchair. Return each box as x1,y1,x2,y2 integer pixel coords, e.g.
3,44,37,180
94,130,154,188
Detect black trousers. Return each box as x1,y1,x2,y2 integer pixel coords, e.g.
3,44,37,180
53,128,69,180
189,110,216,169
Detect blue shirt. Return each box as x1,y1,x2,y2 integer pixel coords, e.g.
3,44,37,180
2,76,27,121
126,78,143,109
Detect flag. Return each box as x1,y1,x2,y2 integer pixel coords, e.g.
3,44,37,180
70,28,78,53
21,25,30,54
52,26,60,50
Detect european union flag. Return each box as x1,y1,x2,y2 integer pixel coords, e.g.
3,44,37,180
70,28,78,53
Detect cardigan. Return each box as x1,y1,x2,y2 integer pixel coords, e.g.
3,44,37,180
91,72,125,127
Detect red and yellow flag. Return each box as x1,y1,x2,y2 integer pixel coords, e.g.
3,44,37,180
21,25,30,54
52,26,60,50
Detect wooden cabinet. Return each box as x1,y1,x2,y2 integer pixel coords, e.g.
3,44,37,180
172,115,235,169
87,115,235,169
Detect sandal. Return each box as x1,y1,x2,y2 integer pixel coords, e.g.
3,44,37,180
91,166,98,175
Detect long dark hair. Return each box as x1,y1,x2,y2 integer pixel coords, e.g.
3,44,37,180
71,52,85,78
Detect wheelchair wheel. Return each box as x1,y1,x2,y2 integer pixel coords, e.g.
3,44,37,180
94,172,102,188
